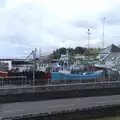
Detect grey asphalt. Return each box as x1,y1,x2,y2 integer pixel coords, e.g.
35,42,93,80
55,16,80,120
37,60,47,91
1,95,120,119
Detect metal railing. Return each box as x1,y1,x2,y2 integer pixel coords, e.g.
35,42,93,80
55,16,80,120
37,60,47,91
0,71,119,88
0,76,28,88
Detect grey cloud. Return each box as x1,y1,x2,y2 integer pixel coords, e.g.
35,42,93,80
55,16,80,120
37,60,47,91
47,21,100,45
101,5,120,25
71,20,98,29
0,34,28,45
0,0,120,57
0,2,44,47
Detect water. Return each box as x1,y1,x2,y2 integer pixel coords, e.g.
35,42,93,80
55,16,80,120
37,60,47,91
89,116,120,120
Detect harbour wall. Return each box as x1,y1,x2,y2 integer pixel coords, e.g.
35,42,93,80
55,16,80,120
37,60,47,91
1,81,120,103
4,105,120,120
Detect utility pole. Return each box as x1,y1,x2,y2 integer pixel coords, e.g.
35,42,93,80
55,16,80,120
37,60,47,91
87,28,91,49
32,48,37,86
102,17,106,49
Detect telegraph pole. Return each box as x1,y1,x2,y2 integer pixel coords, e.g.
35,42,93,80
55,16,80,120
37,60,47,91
102,17,106,49
87,28,91,49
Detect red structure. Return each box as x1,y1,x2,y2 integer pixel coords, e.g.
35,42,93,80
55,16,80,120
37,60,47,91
0,71,8,77
45,72,51,80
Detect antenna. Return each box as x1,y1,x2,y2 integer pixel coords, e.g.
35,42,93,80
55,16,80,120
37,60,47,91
87,28,91,49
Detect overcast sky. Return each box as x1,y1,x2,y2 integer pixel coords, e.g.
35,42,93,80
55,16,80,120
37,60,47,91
0,0,120,58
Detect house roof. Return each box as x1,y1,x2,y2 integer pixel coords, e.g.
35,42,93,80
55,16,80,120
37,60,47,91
110,44,120,52
12,61,32,65
102,44,120,53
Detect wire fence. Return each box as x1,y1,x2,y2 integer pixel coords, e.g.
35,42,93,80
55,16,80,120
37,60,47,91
0,70,119,88
0,76,49,88
0,76,28,88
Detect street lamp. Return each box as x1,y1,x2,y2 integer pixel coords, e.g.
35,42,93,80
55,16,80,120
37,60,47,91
102,17,106,49
87,28,91,49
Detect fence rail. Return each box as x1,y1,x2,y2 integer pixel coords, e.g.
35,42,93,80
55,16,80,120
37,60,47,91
0,76,28,87
0,73,119,88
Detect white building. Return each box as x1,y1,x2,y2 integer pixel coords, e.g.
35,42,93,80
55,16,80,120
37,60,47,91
60,54,69,61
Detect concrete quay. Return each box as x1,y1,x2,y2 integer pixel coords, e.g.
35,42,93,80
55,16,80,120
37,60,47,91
1,95,120,119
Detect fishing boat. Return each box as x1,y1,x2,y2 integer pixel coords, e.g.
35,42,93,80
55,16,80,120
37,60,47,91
51,70,103,82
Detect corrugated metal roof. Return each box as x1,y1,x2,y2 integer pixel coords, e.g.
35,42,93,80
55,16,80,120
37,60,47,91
101,44,120,54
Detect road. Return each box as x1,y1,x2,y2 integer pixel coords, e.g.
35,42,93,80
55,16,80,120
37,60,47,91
0,95,120,119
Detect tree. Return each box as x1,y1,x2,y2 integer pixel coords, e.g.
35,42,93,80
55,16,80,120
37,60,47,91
84,49,91,56
84,48,100,57
50,46,100,59
75,47,86,54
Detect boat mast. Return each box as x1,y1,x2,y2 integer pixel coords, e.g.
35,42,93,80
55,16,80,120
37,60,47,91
32,48,37,86
66,49,69,70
